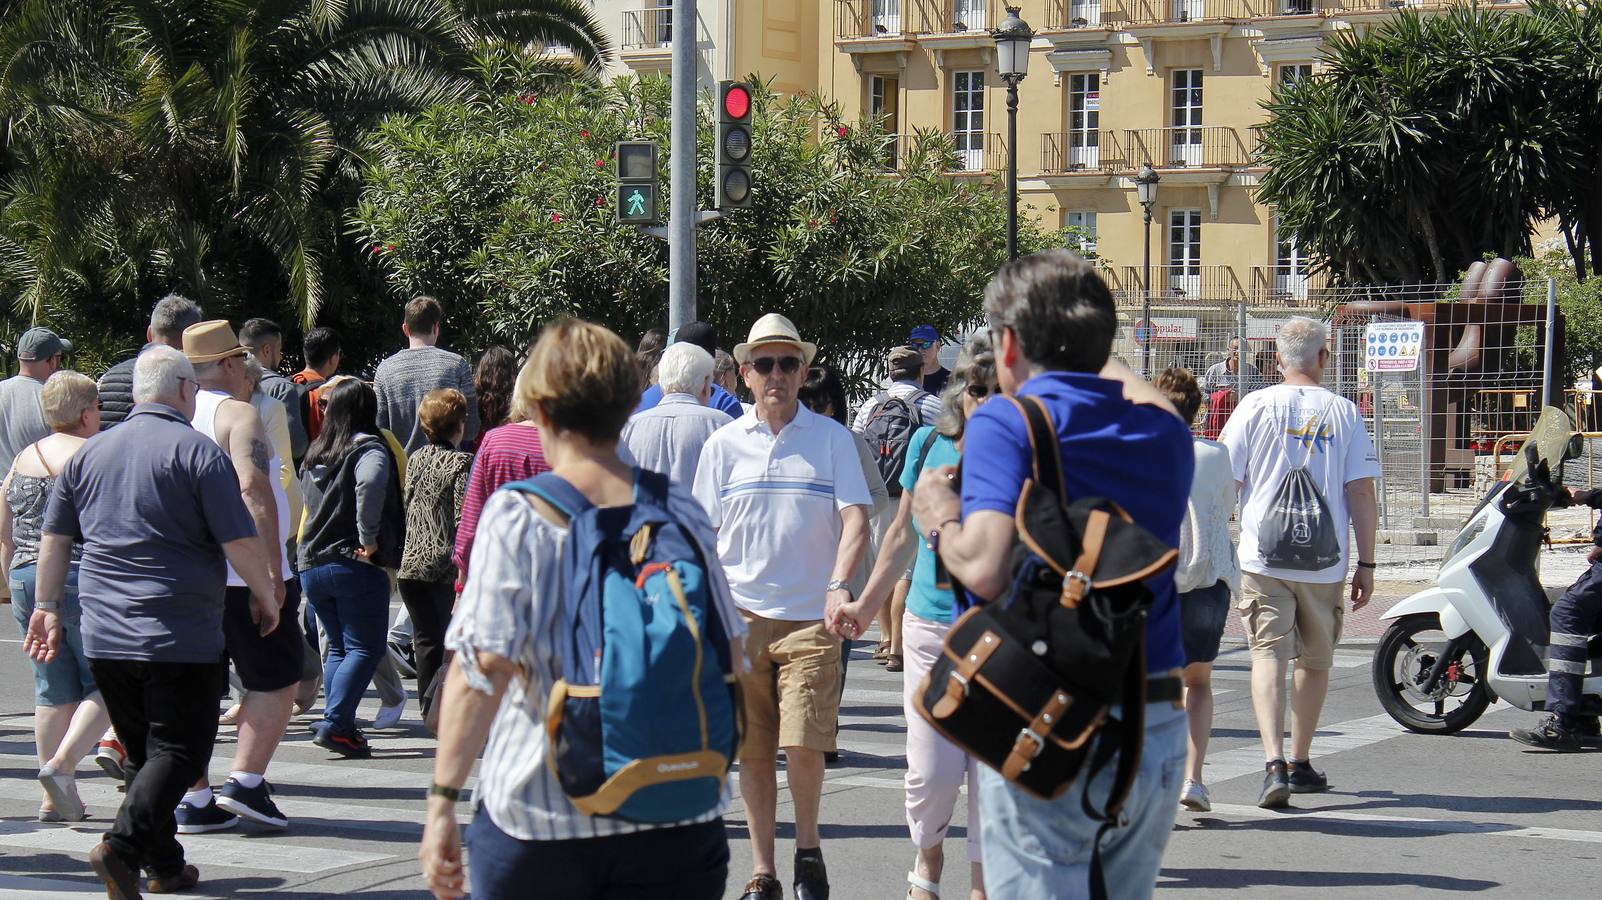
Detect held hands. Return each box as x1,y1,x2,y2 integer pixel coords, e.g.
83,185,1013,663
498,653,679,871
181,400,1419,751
23,608,60,663
826,597,873,642
420,800,465,899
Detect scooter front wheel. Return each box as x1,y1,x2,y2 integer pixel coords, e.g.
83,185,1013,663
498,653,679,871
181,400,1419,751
1372,614,1492,735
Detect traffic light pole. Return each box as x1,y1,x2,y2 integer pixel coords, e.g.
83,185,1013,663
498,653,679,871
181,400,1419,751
668,0,697,333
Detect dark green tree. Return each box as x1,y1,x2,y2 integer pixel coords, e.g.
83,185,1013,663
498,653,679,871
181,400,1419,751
0,0,608,370
354,77,1064,388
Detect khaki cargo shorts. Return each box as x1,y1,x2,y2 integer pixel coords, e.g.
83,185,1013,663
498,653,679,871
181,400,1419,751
1238,572,1346,670
737,610,843,760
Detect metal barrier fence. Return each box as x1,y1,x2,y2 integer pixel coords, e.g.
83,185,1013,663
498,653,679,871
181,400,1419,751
1111,280,1561,565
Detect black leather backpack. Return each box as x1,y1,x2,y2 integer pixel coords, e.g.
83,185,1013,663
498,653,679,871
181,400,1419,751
915,395,1178,817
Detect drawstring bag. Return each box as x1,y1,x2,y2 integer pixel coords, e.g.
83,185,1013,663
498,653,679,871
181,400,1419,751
1259,401,1341,571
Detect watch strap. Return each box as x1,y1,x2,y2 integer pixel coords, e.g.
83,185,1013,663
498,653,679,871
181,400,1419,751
428,783,462,802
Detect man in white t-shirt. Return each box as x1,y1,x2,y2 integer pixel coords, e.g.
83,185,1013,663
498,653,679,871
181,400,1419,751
693,313,871,900
1220,315,1379,810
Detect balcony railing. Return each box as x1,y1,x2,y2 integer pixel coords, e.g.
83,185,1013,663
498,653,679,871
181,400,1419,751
947,132,1005,173
922,0,998,33
1269,0,1320,13
1041,131,1127,173
1125,0,1264,25
1250,265,1332,307
1046,0,1121,27
1329,0,1482,12
837,0,909,39
1120,264,1246,303
621,7,673,52
1125,126,1251,168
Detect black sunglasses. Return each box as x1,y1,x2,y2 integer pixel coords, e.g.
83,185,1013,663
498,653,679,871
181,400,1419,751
750,356,803,376
966,382,994,399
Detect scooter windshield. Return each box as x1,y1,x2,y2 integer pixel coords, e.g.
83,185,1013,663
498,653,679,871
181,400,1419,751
1505,406,1575,485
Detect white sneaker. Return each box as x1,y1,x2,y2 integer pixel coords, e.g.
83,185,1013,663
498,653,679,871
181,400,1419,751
1179,779,1211,812
372,700,405,730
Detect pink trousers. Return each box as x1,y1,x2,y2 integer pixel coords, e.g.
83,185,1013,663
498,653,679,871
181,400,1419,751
901,611,982,863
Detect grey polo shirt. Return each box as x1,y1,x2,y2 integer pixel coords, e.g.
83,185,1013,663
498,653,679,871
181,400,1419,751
44,402,257,663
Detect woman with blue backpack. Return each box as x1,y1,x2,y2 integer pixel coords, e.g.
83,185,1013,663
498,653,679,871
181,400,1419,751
827,333,998,900
420,318,747,900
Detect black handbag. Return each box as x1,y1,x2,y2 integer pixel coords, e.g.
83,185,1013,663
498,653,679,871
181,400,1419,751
915,396,1178,805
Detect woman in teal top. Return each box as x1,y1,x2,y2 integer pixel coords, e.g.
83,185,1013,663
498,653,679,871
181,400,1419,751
828,333,997,900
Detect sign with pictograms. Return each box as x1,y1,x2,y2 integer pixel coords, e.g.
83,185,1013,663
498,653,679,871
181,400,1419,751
1365,321,1425,372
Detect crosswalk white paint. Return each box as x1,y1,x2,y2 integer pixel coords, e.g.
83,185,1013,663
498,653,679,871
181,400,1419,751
1202,802,1602,846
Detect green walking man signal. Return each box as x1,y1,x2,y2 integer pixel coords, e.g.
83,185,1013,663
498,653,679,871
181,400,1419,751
615,141,659,225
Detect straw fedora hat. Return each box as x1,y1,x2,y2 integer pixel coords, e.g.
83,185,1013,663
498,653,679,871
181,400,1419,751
182,320,249,364
733,313,818,366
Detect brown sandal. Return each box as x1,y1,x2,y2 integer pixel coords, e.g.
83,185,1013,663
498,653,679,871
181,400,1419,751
873,641,892,660
885,654,904,672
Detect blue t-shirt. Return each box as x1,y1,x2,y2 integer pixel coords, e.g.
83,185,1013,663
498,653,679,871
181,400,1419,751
636,383,744,418
960,372,1193,673
901,426,962,623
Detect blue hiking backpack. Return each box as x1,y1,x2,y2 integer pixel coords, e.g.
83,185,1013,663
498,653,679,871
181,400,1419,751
501,469,740,823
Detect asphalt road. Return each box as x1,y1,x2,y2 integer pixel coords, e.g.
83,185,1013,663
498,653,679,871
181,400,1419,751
2,602,1599,899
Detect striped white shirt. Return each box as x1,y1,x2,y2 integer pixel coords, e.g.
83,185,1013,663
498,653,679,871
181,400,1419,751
445,483,747,841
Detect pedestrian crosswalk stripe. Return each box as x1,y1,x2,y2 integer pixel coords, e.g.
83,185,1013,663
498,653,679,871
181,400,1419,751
0,820,393,874
1199,802,1602,846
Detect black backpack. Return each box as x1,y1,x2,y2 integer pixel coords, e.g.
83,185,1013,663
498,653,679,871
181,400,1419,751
861,391,928,496
915,397,1178,893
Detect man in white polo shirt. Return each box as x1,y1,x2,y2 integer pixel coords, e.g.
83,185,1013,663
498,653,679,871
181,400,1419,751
694,313,872,900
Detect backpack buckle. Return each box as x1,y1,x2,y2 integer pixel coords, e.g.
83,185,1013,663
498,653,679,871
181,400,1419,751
1061,570,1092,607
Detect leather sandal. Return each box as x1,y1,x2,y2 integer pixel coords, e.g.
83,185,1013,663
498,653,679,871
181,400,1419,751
884,654,904,673
873,641,892,660
907,870,941,898
740,873,783,900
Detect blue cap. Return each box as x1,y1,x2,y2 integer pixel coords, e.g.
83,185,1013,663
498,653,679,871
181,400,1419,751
908,324,939,344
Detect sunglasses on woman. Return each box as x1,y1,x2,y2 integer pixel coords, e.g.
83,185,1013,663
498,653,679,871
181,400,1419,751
750,356,803,376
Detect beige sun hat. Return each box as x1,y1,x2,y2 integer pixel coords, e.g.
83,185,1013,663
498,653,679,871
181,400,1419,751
732,313,818,366
182,320,249,364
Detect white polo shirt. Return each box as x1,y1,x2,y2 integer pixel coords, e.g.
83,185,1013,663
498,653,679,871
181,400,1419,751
693,404,872,621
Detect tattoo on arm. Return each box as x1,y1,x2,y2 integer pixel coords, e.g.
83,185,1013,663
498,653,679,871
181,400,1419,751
249,438,272,475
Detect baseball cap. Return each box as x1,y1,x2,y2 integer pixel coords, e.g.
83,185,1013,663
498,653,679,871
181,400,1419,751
908,324,939,346
16,327,71,361
888,346,923,376
673,321,718,354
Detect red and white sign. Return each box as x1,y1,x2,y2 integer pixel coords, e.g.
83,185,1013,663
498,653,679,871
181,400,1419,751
1130,317,1199,344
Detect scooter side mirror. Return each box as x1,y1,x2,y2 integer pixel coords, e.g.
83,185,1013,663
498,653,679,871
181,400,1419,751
1565,434,1586,463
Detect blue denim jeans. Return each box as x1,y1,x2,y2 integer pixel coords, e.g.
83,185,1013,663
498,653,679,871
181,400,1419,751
9,564,96,706
979,701,1187,900
300,559,390,732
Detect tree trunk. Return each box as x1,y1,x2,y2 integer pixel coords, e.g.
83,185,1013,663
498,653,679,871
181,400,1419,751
1417,209,1447,284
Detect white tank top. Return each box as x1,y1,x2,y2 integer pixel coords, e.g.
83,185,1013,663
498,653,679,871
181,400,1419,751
193,389,292,586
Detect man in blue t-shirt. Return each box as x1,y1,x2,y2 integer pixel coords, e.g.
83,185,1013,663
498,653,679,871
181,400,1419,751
909,249,1193,900
635,320,744,417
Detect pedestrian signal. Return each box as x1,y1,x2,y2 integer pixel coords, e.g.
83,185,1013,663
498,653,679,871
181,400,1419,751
716,82,753,210
616,141,659,225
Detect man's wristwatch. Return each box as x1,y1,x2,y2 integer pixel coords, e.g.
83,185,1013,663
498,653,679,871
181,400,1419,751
36,600,60,612
826,579,852,598
428,783,463,802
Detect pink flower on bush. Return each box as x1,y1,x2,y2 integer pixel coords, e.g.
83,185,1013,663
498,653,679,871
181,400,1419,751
836,126,848,137
581,130,590,139
595,159,606,168
552,213,562,223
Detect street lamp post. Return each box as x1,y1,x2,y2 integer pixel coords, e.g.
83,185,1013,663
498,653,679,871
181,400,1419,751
993,7,1032,261
1135,162,1160,376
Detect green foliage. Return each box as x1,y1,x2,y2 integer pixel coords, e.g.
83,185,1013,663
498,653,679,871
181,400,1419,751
0,0,609,371
1256,3,1602,285
1515,251,1602,382
354,77,1057,388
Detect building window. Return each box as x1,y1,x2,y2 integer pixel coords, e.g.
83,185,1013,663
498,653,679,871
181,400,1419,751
653,0,672,46
1170,69,1203,165
1066,211,1098,255
869,75,900,168
873,0,901,33
1278,63,1314,85
1067,73,1101,168
952,0,987,31
1069,0,1103,27
1168,208,1202,296
1274,216,1311,301
953,70,986,172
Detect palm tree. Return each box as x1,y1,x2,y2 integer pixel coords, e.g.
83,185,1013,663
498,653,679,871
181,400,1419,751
0,0,609,335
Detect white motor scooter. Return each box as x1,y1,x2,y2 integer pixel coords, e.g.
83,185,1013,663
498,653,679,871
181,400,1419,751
1372,406,1602,734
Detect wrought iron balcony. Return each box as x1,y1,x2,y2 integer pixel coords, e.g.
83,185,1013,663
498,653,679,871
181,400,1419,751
1125,126,1252,169
621,7,673,52
837,0,910,39
1125,0,1264,25
946,132,1006,173
1041,131,1127,173
1249,265,1332,307
1120,265,1247,304
1045,0,1122,28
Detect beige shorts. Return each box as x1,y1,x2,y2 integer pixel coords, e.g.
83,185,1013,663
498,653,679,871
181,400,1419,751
1238,572,1346,669
737,611,843,760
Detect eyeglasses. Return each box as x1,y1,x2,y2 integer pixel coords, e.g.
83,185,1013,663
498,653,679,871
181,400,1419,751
966,382,994,399
750,356,803,376
908,339,936,351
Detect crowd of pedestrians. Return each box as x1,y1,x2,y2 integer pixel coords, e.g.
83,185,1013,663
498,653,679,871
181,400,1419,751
2,254,1387,899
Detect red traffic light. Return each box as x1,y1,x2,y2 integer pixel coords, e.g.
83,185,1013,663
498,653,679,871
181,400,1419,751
723,84,751,121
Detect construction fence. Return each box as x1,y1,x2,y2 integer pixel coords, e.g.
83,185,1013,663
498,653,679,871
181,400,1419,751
1108,279,1568,568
